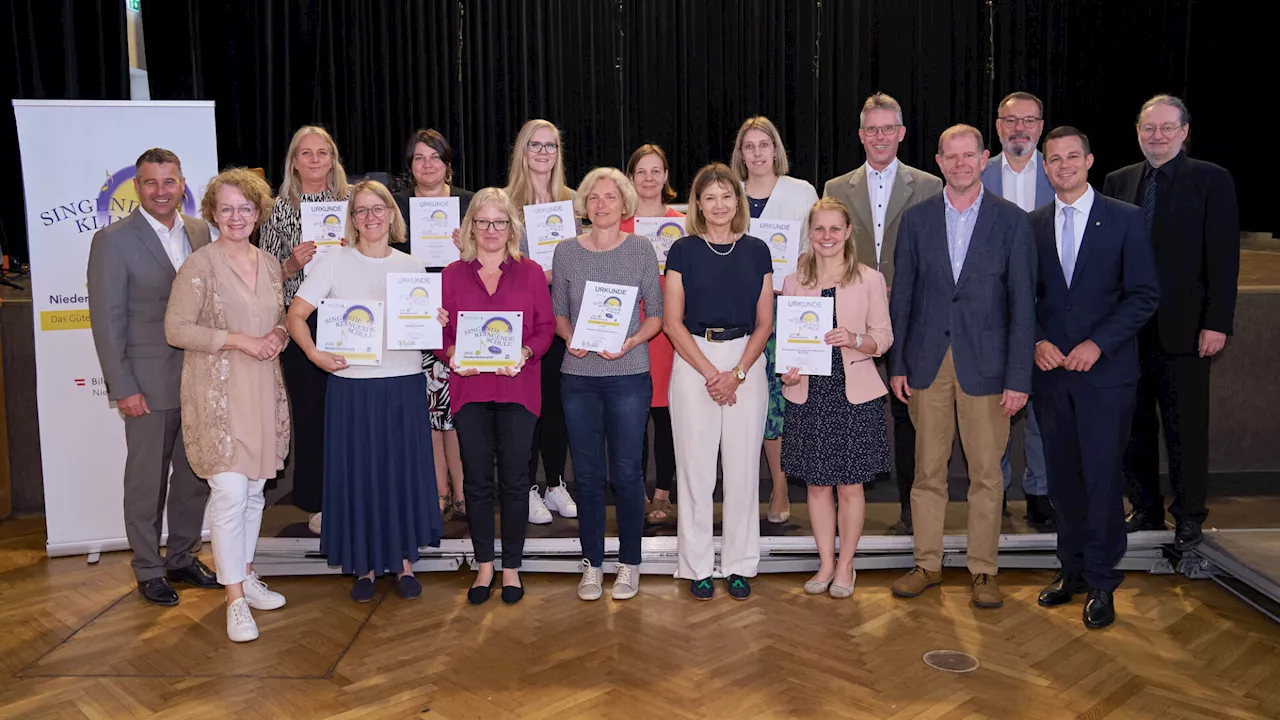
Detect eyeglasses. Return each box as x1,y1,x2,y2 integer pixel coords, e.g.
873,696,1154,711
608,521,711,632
474,219,511,231
741,141,774,153
1139,123,1185,137
216,205,256,219
527,141,559,154
998,116,1042,129
861,124,901,137
352,205,389,219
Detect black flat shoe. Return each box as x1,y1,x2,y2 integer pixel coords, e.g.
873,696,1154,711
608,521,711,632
138,577,179,606
166,558,222,589
351,577,377,603
1174,521,1203,551
1037,571,1087,607
396,574,422,600
501,584,525,605
1083,588,1116,629
467,583,493,605
1124,509,1165,533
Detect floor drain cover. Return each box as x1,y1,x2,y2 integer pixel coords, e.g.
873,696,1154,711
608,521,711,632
922,650,980,673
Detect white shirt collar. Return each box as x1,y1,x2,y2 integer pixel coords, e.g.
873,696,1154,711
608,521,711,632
1054,184,1095,217
866,157,900,179
138,206,185,235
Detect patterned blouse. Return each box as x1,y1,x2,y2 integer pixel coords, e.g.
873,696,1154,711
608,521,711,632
258,189,349,306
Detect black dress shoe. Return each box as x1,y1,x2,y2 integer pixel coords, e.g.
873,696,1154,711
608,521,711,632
1037,571,1087,607
1083,589,1116,629
166,558,223,589
138,577,179,606
1174,521,1204,551
1025,495,1056,532
1124,509,1165,533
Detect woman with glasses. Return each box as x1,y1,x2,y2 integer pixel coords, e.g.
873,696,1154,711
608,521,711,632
731,116,819,526
392,129,473,524
441,188,555,605
287,180,443,603
259,126,352,536
665,163,773,601
505,119,578,527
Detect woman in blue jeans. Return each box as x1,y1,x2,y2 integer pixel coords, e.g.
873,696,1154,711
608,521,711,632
552,167,664,601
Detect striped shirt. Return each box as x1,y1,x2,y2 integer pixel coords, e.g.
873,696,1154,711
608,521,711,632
943,185,985,282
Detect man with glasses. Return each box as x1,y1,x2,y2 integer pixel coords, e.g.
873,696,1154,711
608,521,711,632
1102,95,1240,550
823,93,942,535
980,91,1055,532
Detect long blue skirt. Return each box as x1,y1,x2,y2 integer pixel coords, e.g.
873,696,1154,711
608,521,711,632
320,373,442,575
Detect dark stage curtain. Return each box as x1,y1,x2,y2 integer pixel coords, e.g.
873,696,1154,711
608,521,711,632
144,0,1270,233
2,1,131,262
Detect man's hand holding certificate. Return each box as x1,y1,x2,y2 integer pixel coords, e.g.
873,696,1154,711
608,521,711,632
301,201,349,274
569,281,638,355
525,200,575,271
776,296,834,377
454,311,524,373
386,273,444,350
409,196,461,266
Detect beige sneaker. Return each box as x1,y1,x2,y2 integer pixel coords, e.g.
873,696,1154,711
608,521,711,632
891,566,943,598
971,573,1004,608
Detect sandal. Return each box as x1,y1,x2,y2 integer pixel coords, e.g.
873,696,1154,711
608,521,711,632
450,498,467,521
439,494,453,522
646,497,675,525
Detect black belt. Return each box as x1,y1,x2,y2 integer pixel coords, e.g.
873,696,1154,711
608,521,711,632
699,326,749,342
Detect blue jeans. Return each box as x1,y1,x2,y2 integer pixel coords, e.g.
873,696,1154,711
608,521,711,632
561,372,652,567
1002,399,1048,495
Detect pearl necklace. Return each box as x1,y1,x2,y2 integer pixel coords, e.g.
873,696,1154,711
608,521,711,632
703,237,737,256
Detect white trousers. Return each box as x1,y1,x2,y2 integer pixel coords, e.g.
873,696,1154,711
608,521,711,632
208,472,267,585
670,336,768,580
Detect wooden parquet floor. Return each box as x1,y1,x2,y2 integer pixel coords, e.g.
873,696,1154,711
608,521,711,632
1,516,1278,720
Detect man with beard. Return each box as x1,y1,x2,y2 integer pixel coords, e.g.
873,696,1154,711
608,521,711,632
980,91,1055,532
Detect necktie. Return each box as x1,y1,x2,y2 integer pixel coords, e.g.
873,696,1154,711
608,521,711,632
1142,170,1158,232
1061,206,1076,287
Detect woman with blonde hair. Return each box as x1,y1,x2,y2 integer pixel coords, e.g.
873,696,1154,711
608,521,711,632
779,197,892,599
259,125,352,535
505,119,578,527
441,187,555,605
287,179,442,604
731,115,819,526
166,168,290,641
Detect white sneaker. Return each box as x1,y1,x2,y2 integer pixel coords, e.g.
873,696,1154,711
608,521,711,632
578,559,603,601
611,562,639,600
544,480,578,518
243,572,286,610
226,597,259,643
307,512,322,535
528,486,552,524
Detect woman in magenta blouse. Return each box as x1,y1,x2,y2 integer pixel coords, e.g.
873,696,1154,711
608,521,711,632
441,187,555,606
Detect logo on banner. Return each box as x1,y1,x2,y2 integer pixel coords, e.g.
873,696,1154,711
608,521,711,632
464,316,515,357
71,376,108,397
545,214,565,237
37,165,197,235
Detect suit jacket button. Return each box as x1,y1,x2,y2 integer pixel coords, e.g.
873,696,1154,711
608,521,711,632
944,331,951,338
952,297,959,303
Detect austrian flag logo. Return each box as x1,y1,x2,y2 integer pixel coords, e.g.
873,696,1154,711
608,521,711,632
74,378,86,387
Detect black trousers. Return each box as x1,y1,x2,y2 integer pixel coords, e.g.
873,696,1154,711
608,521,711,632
528,334,570,489
281,313,329,513
1123,334,1212,524
456,402,538,568
889,390,916,515
641,406,677,494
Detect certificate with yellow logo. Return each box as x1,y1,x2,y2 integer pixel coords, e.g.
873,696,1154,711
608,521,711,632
386,273,443,350
776,296,833,376
455,311,524,372
750,218,802,292
632,216,685,273
525,200,575,271
409,196,461,267
300,201,349,274
570,281,638,354
317,298,384,366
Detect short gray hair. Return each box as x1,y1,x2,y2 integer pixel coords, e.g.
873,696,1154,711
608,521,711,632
1138,94,1191,126
574,167,638,219
998,91,1043,117
859,93,903,127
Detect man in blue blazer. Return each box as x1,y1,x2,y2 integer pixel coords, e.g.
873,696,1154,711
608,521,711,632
980,91,1055,529
888,125,1036,609
1031,127,1159,629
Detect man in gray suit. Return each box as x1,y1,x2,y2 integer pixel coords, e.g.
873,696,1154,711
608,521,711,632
887,125,1036,609
979,91,1054,531
87,148,220,606
823,92,942,536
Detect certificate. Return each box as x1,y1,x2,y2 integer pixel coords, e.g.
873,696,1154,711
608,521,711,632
570,281,639,354
409,196,461,267
301,201,349,274
455,311,524,372
750,218,802,292
316,298,384,366
776,296,834,376
524,200,575,271
386,273,443,350
632,216,686,273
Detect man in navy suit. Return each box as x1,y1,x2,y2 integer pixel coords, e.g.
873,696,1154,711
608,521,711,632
888,125,1036,609
1031,127,1159,629
980,91,1055,530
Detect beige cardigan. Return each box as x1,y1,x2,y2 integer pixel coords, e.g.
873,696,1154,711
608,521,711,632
780,264,893,406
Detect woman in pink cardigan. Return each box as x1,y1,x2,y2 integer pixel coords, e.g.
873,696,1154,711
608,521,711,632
779,197,893,599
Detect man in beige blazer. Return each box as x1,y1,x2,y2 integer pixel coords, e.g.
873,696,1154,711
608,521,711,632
823,93,942,535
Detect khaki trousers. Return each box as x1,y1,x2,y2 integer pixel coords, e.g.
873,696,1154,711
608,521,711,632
908,349,1009,575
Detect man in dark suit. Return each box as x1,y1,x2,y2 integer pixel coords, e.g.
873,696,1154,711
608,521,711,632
1031,127,1160,629
888,125,1036,609
87,148,220,606
1101,95,1240,550
823,92,942,535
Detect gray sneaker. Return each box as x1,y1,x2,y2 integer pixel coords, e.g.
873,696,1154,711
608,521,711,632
577,559,603,601
611,562,639,600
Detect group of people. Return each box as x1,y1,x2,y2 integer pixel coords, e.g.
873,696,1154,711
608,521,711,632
85,89,1238,643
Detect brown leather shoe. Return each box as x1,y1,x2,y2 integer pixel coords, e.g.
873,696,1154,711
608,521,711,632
971,573,1004,608
891,566,943,598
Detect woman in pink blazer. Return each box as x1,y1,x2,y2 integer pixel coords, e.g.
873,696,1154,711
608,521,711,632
779,197,893,599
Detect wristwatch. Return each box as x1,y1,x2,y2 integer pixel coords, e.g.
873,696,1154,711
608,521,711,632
732,366,747,384
854,333,863,349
